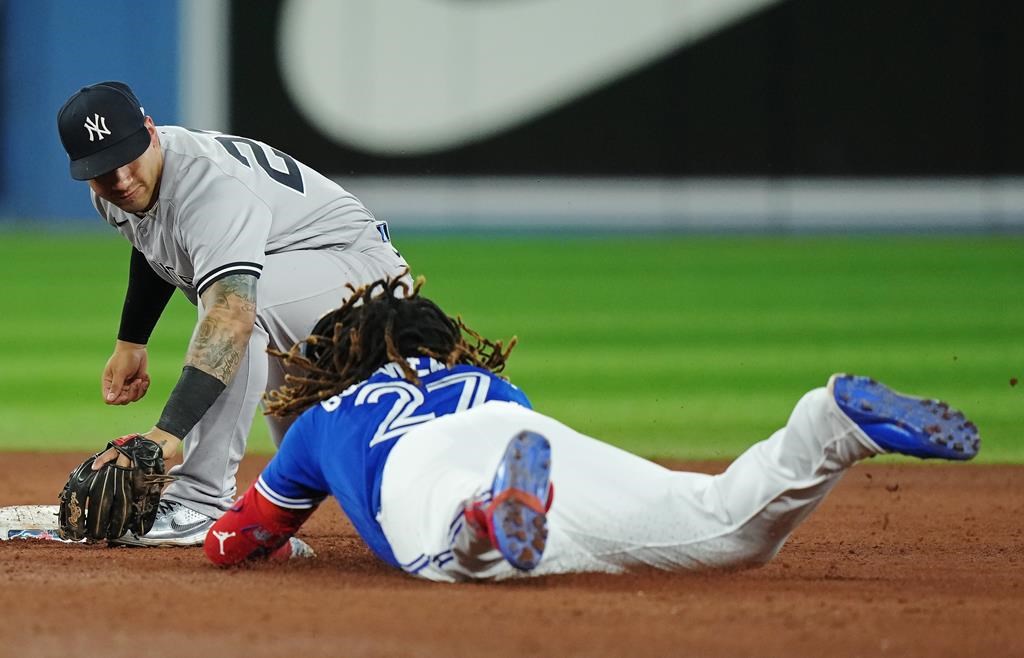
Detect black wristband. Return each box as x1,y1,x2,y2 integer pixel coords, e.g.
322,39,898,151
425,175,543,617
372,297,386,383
118,248,176,344
156,366,227,439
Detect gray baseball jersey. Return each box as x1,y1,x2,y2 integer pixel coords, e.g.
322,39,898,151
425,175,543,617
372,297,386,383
92,126,384,304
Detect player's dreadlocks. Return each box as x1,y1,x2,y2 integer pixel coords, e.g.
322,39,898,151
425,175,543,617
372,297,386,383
263,272,517,417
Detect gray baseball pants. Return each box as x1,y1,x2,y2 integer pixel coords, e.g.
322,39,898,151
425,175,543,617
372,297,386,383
162,241,408,518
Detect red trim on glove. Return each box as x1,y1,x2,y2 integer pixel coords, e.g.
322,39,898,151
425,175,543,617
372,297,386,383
204,484,315,566
112,434,143,447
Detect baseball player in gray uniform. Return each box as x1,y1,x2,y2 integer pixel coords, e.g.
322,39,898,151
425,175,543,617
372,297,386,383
56,81,408,546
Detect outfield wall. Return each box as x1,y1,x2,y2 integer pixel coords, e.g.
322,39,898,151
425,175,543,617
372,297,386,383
1,0,1021,230
344,176,1024,233
0,0,180,221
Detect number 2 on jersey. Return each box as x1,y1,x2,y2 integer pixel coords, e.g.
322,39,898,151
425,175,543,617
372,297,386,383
214,135,305,194
354,372,492,447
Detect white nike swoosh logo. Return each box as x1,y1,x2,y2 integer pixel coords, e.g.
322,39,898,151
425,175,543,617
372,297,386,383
278,0,780,155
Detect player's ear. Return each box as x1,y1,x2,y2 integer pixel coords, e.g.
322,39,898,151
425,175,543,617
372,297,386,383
147,119,162,148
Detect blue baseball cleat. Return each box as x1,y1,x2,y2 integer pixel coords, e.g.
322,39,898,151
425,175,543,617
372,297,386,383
831,374,980,460
466,430,553,571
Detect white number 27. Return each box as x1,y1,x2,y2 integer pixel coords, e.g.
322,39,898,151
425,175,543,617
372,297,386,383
354,372,491,447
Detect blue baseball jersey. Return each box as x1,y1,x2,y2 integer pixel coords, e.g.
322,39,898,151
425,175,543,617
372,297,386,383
256,357,531,567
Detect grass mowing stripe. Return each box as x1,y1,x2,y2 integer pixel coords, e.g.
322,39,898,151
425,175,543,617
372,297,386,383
0,232,1020,461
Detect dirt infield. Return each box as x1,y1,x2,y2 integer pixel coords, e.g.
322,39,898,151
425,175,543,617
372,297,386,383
1,452,1021,658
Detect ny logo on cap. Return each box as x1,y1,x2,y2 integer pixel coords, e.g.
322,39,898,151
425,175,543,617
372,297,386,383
84,114,111,142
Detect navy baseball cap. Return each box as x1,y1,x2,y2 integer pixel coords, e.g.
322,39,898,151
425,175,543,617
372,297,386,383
57,81,151,180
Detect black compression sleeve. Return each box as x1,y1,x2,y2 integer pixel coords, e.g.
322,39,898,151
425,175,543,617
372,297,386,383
156,366,228,439
118,247,176,344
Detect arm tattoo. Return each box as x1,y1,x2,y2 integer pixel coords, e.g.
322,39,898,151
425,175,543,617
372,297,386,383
187,274,258,382
208,274,258,314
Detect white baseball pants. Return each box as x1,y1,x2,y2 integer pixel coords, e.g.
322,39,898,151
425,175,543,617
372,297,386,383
378,382,881,582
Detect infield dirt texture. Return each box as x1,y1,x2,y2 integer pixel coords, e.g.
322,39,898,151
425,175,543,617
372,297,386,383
1,454,1021,657
0,234,1022,656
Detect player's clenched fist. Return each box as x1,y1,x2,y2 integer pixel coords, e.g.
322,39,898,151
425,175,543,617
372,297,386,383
102,340,151,405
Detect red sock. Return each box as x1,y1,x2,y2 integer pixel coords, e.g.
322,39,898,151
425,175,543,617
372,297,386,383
463,483,555,542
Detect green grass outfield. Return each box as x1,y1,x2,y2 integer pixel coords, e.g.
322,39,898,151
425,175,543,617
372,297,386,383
0,232,1020,462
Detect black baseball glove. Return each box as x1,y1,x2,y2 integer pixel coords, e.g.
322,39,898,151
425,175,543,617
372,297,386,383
58,435,174,542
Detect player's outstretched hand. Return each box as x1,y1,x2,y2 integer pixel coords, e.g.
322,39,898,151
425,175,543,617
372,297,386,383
102,340,151,405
